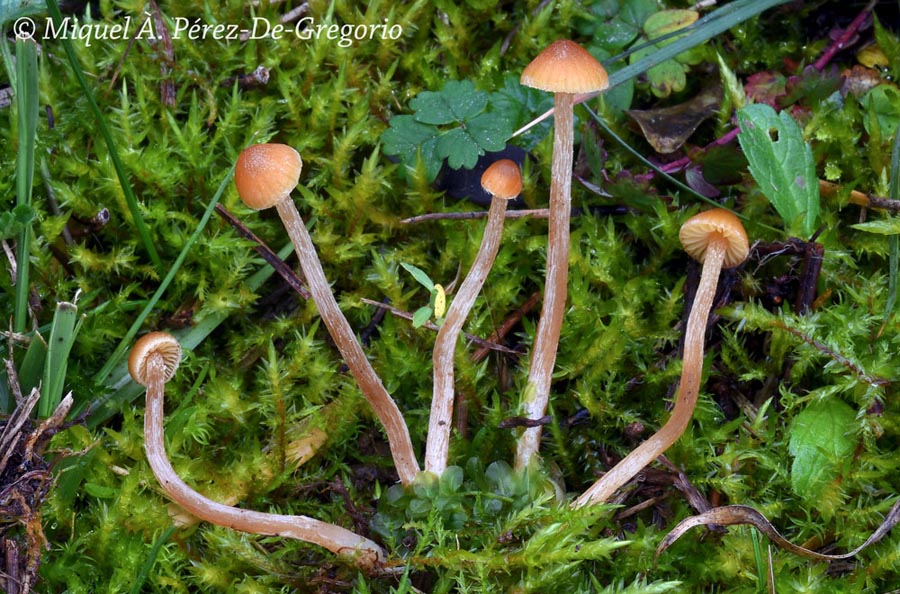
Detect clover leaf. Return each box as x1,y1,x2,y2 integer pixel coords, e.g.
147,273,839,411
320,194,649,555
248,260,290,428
382,80,514,182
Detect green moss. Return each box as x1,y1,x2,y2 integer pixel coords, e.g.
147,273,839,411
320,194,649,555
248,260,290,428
2,0,900,591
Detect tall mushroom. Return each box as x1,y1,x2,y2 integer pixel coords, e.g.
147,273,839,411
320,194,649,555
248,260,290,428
425,159,523,475
130,331,385,569
515,40,609,469
234,143,420,485
575,208,748,507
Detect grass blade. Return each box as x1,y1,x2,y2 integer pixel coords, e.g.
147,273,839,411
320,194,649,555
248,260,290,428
37,300,79,418
14,37,38,334
44,0,164,274
91,166,235,388
85,243,293,428
607,0,792,90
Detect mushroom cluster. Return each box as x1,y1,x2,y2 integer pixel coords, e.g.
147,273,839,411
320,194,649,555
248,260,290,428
130,38,752,572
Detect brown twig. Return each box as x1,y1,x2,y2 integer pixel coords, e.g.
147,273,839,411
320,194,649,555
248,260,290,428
401,208,549,225
214,204,311,299
359,298,523,356
812,0,877,72
147,0,176,107
819,179,900,213
471,291,541,364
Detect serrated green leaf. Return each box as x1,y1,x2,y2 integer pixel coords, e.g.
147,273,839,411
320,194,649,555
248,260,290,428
788,399,857,503
380,115,442,181
412,306,433,328
852,218,900,235
410,80,488,125
737,103,820,237
466,111,512,152
401,262,435,292
435,112,512,170
437,127,482,170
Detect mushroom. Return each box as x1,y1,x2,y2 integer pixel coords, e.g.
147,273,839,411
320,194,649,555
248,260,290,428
234,143,420,486
575,208,749,507
130,331,385,569
515,40,609,469
425,159,523,475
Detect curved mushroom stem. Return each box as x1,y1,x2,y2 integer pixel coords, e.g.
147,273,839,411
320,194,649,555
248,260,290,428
516,91,575,470
574,235,728,507
274,200,420,485
142,353,386,570
426,196,509,475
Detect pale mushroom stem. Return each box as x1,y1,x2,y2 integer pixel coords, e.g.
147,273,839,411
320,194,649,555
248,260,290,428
515,91,575,470
275,200,420,485
142,354,385,569
426,196,509,475
574,236,727,507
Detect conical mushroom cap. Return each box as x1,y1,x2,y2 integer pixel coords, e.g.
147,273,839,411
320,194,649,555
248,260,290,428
481,159,523,200
521,40,609,94
235,143,303,210
679,208,749,269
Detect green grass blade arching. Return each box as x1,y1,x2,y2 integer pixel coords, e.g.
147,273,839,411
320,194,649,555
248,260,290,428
14,37,38,334
43,0,163,274
606,0,791,90
86,243,293,428
885,126,900,322
91,166,235,389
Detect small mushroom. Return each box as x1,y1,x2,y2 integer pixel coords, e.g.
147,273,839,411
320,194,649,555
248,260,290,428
235,143,420,485
516,40,609,469
130,331,385,569
575,208,749,506
425,159,523,475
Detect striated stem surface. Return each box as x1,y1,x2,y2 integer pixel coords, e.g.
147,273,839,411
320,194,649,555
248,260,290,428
276,200,420,485
426,196,509,475
516,92,574,470
143,355,385,569
574,236,727,507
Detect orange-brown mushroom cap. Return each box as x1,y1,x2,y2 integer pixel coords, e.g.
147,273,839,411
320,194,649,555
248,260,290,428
521,40,609,94
481,159,523,200
679,208,749,269
234,143,303,210
129,331,182,386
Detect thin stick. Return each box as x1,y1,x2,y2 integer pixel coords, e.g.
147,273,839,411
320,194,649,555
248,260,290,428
359,299,522,356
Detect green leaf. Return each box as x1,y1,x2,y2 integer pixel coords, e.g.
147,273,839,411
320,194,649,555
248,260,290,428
737,103,820,237
381,79,515,182
861,85,900,138
852,218,900,235
39,300,80,418
788,399,857,503
643,9,698,39
400,262,435,292
410,80,488,125
0,203,37,241
380,115,442,181
412,306,432,328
